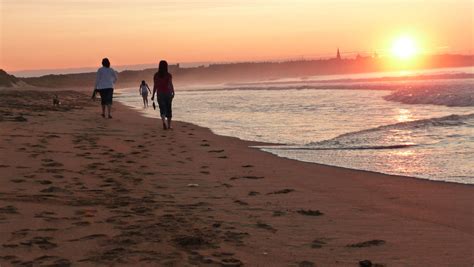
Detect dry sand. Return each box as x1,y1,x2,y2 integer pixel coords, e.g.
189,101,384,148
0,89,472,267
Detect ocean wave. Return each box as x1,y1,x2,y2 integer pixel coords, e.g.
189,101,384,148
323,113,473,139
263,143,418,151
305,113,473,149
384,85,474,107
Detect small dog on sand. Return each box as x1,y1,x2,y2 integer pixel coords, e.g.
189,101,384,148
53,95,60,106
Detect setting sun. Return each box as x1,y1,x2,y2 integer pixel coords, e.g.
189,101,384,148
391,36,419,60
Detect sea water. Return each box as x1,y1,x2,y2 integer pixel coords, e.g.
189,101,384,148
116,69,473,184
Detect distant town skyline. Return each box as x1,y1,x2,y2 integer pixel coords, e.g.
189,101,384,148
1,0,473,72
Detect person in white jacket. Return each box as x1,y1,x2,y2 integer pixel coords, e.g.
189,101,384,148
94,58,118,118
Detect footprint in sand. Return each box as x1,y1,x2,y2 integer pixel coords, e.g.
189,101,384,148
31,256,71,267
42,161,64,168
34,211,57,220
72,221,91,227
223,231,249,245
299,261,316,267
255,222,277,233
0,205,19,214
297,209,324,216
346,239,386,248
230,175,264,180
40,186,69,194
19,236,58,249
273,210,287,216
267,189,295,195
68,234,108,242
221,258,243,267
208,149,225,153
234,200,249,206
15,166,30,169
311,239,327,248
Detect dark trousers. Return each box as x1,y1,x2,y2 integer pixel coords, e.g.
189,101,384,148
158,93,173,118
98,88,114,105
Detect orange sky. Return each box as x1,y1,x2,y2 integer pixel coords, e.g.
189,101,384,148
1,0,473,71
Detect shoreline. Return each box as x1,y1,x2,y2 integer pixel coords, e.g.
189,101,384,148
0,89,472,266
116,88,473,185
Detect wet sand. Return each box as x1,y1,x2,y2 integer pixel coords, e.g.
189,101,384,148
0,89,472,266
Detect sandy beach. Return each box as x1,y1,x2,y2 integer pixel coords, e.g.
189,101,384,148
0,89,472,267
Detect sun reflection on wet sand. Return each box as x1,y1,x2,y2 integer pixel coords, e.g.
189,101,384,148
394,150,415,156
385,149,427,176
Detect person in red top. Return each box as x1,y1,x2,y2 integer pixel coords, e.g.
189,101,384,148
151,60,175,129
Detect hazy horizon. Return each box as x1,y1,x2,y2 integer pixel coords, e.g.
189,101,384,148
6,53,473,78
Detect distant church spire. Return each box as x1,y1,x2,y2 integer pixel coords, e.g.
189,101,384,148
336,48,341,60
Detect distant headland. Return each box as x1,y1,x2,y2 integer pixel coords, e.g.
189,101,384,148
1,53,473,89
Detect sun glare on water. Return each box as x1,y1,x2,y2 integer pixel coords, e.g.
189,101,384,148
391,36,418,60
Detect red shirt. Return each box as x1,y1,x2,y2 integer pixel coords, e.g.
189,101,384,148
153,73,174,94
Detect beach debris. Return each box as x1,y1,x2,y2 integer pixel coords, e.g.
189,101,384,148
347,239,386,248
297,209,324,216
187,183,200,187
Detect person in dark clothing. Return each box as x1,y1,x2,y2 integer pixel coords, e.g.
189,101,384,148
151,60,175,129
